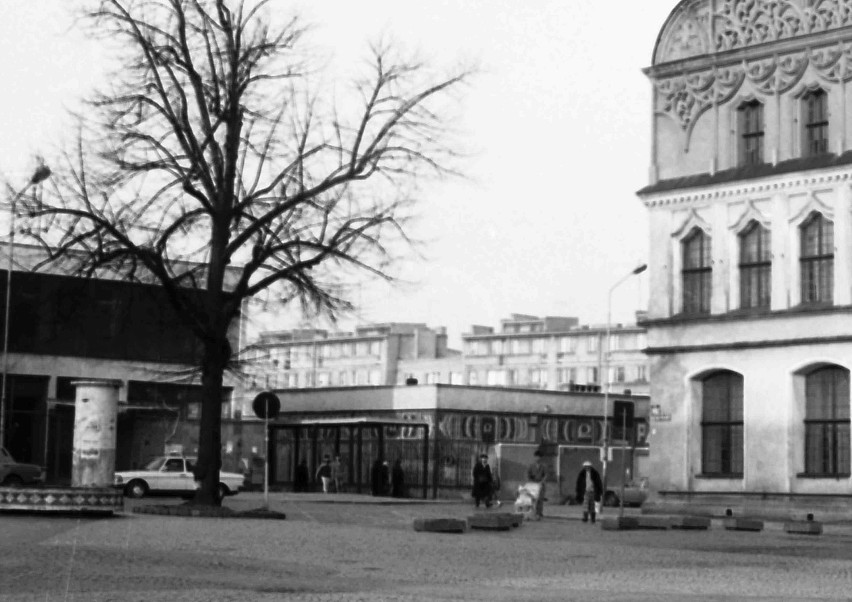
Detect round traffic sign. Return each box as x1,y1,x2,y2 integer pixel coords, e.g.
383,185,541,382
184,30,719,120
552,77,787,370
252,391,281,419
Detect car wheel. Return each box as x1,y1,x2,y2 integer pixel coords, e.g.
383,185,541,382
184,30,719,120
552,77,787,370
125,480,149,499
604,491,619,507
1,475,23,488
217,483,229,500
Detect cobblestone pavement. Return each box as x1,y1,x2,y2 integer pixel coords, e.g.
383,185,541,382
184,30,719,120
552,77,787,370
2,493,852,601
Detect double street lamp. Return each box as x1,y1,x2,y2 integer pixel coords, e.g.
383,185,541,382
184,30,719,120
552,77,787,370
0,165,52,451
600,262,646,513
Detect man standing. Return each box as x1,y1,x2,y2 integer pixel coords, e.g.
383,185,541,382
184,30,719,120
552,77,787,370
471,454,494,508
527,450,548,519
316,455,333,493
575,460,603,523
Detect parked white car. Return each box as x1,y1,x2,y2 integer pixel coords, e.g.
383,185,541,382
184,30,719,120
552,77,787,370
114,455,245,499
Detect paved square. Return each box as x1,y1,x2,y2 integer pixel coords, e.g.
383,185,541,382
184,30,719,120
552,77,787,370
1,494,851,601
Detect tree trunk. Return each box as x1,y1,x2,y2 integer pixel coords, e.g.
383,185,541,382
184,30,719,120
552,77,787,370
193,338,228,506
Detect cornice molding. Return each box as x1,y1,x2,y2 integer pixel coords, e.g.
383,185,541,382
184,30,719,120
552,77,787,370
641,168,852,208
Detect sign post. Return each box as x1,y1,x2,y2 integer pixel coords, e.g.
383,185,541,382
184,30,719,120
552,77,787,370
252,392,281,509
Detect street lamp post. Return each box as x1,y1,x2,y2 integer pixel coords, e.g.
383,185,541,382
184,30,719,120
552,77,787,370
0,165,51,452
600,262,646,514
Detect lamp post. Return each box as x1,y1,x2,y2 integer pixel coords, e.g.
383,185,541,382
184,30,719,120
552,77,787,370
600,262,646,514
0,165,51,451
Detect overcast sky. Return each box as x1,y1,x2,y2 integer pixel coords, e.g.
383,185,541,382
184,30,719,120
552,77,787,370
0,1,676,346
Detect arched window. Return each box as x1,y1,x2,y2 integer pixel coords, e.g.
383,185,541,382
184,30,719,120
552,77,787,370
803,89,828,157
701,371,743,476
682,228,711,315
804,366,850,476
800,212,833,305
738,100,764,166
739,221,771,309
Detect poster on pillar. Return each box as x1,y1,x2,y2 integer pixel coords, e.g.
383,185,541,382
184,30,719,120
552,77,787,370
71,381,120,488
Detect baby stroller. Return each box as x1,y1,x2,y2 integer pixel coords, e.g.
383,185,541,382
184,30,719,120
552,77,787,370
513,482,542,521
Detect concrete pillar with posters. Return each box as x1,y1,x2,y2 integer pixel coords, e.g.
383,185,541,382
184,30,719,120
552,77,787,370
71,380,121,487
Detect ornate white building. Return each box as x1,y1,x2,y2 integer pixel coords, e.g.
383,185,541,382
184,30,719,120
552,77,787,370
640,0,852,518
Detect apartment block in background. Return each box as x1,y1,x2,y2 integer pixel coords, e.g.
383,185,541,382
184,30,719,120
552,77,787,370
460,314,648,395
242,322,459,396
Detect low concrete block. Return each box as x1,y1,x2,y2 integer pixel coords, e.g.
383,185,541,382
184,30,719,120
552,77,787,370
670,516,711,530
412,518,467,533
723,517,764,532
478,512,524,527
635,515,670,530
784,520,823,535
467,513,515,531
600,516,639,530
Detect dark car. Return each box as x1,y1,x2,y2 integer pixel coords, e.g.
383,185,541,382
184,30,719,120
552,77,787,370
604,477,649,507
0,447,45,487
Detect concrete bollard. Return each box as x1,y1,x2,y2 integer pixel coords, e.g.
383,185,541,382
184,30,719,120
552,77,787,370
600,516,640,530
467,513,516,531
71,380,121,488
670,516,711,530
784,513,823,535
413,518,467,533
723,517,764,532
635,515,670,530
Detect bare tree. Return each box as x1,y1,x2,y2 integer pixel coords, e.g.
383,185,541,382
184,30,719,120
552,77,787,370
19,0,469,505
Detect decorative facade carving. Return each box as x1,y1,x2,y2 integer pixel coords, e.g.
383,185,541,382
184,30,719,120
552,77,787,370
656,0,852,64
657,3,713,62
714,0,852,52
655,42,852,132
729,200,771,232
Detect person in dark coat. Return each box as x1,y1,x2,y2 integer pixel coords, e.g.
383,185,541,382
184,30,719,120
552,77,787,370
294,459,309,493
380,461,390,495
391,459,405,498
471,454,494,508
370,458,384,496
575,460,604,523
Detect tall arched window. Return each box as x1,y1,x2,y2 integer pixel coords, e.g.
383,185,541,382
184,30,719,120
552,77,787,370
701,371,744,476
682,228,711,315
804,366,850,476
800,212,833,305
739,100,764,166
739,221,771,309
803,89,828,157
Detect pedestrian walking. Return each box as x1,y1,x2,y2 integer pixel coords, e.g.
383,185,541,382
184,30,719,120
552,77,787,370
380,460,390,495
316,455,333,493
391,458,406,498
331,455,343,493
472,454,494,508
527,450,547,519
575,460,603,523
294,458,309,492
370,458,383,496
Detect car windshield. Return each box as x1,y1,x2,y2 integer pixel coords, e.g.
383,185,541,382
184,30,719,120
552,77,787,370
143,457,166,471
